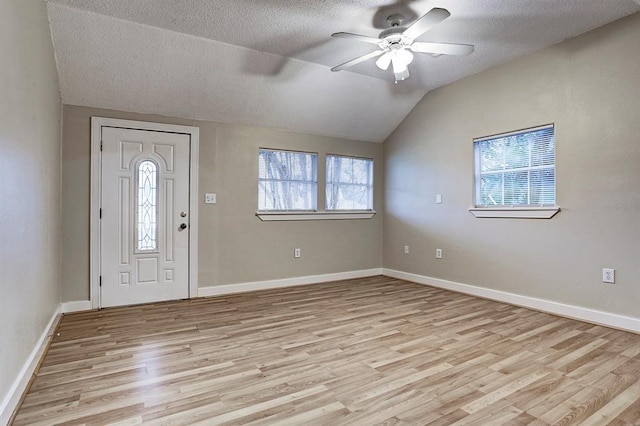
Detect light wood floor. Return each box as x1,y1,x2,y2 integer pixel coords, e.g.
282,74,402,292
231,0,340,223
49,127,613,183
13,276,640,425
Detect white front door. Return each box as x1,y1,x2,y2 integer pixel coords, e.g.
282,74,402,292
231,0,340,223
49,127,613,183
100,126,190,307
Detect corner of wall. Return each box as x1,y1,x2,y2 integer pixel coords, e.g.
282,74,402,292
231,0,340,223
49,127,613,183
0,307,62,425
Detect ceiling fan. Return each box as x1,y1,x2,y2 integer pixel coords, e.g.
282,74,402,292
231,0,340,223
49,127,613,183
331,8,474,83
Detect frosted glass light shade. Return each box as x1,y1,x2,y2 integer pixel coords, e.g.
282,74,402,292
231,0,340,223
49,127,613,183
376,53,392,70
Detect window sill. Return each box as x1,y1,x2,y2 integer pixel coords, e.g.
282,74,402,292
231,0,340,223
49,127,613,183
469,207,560,219
256,210,376,221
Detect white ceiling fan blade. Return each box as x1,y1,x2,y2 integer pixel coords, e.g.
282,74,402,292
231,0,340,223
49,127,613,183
331,32,381,44
410,42,475,56
331,50,385,72
375,53,392,71
402,8,450,41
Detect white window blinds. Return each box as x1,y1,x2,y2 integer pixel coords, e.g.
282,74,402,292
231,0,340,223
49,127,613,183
474,124,555,207
326,155,374,210
258,149,317,211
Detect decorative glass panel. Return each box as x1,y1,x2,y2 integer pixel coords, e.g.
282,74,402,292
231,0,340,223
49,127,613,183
136,160,158,251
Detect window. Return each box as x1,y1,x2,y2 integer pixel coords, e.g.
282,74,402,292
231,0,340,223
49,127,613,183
258,149,317,211
474,124,555,208
326,155,374,210
136,159,158,251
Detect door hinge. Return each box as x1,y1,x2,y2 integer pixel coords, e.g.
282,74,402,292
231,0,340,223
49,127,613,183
100,141,103,151
99,208,102,219
99,276,102,287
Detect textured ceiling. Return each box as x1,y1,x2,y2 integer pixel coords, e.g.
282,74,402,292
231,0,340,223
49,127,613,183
45,1,640,142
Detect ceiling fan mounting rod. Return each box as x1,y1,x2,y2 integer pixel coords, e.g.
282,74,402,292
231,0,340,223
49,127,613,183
386,13,404,28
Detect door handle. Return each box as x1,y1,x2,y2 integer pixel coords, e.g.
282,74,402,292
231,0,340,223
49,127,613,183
179,223,188,231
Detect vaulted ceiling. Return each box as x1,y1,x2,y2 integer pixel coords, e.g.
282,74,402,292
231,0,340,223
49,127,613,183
45,1,640,142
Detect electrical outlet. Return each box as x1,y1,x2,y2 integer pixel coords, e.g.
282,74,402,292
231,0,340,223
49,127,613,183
294,248,301,258
602,268,615,283
436,248,442,259
404,245,409,254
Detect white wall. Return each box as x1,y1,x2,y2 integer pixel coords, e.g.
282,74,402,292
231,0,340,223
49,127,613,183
384,13,640,320
0,0,62,420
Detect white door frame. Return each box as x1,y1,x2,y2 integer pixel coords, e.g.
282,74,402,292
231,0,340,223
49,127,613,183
90,117,199,309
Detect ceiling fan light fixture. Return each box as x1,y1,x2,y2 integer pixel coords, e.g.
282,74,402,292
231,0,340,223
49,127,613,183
392,59,410,82
376,52,392,70
393,68,410,82
389,48,413,81
394,48,414,67
391,57,407,74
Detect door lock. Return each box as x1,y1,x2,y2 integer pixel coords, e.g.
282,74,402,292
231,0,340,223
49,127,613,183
179,223,188,230
180,211,187,217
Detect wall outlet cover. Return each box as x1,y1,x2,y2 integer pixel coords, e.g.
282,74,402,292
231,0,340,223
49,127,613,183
602,268,615,283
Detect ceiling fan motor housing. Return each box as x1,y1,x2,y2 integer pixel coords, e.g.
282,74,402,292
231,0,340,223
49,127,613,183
378,32,412,51
379,27,406,39
379,14,412,51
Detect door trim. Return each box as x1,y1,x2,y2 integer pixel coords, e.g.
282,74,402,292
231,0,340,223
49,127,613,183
90,117,199,309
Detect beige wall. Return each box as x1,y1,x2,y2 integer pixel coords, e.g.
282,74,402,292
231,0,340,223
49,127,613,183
0,0,62,414
384,13,640,318
61,106,383,301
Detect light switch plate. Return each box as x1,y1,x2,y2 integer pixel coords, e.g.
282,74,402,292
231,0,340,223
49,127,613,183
204,193,216,204
436,194,442,204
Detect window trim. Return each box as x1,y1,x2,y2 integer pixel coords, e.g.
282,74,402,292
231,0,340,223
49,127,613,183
256,210,376,221
468,207,560,219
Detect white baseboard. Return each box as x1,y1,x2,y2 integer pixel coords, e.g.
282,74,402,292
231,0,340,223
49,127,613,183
61,300,92,313
0,307,61,425
63,271,385,310
383,269,640,334
198,268,383,297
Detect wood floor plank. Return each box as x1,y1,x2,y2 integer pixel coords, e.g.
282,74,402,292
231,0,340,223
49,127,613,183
11,276,640,425
579,379,640,425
